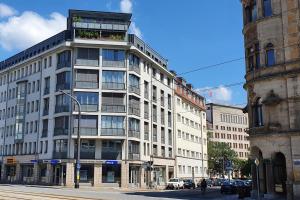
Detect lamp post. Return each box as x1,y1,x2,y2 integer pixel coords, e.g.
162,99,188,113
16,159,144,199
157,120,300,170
59,90,81,189
255,158,260,200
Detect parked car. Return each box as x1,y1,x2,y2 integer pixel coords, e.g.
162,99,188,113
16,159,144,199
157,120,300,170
183,179,196,189
197,179,213,188
220,180,238,194
166,178,184,189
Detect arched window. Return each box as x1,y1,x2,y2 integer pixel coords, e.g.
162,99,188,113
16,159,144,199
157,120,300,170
266,43,275,67
244,1,257,24
253,98,263,127
263,0,272,17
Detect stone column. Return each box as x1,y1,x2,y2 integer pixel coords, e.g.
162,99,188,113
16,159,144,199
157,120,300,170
121,161,129,188
93,164,102,187
33,163,39,183
46,163,53,184
165,166,169,185
65,163,74,187
140,166,146,188
15,164,21,183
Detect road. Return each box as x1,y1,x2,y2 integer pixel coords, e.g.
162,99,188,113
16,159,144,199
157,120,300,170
0,184,243,200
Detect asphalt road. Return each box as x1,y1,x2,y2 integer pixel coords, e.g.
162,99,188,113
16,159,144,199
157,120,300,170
0,184,243,200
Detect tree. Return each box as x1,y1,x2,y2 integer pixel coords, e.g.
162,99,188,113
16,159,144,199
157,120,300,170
208,140,237,177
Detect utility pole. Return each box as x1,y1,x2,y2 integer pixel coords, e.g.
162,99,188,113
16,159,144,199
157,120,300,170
59,90,81,189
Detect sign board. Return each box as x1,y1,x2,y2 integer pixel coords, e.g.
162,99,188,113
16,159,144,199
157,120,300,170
6,157,16,165
105,160,118,165
30,160,38,164
50,160,61,165
294,159,300,165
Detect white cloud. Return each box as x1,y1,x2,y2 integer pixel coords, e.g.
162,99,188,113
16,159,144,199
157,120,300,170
129,22,142,38
196,85,233,104
0,11,66,51
0,3,17,18
120,0,132,13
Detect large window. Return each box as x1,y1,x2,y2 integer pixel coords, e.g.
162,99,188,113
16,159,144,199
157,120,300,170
54,116,69,136
101,116,125,136
263,0,272,17
56,71,71,91
266,43,275,67
102,71,125,90
75,92,99,111
129,54,140,67
77,48,99,60
55,94,70,113
103,49,125,61
54,139,68,153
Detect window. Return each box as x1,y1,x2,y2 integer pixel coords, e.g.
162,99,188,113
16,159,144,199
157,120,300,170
263,0,272,17
266,43,275,67
102,49,125,62
253,98,264,127
102,71,125,89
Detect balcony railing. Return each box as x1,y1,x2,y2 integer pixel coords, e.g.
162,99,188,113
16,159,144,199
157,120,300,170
128,130,140,139
101,105,126,113
152,96,157,103
74,104,98,112
129,86,140,95
128,106,140,116
161,98,165,107
43,109,49,116
75,59,99,67
168,103,171,110
144,112,149,119
153,135,157,142
144,131,149,140
55,105,70,113
57,61,71,70
75,81,99,89
102,82,125,90
144,91,149,99
56,83,71,91
153,115,157,123
54,128,69,136
102,60,125,68
101,151,121,160
53,151,67,159
41,129,48,138
128,153,140,160
101,128,125,136
161,118,165,125
168,121,172,127
44,87,50,95
168,139,172,146
161,137,165,144
129,65,140,74
74,150,95,159
73,127,98,136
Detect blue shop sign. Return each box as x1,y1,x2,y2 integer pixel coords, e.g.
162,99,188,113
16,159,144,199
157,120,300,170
105,160,118,165
30,160,38,163
51,159,60,165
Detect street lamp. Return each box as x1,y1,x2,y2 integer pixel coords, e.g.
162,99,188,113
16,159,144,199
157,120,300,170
59,90,81,189
255,158,260,200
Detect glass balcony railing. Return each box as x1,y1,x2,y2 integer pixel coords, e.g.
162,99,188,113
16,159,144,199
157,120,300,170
41,129,48,138
53,151,67,159
128,106,140,116
43,109,49,116
75,59,99,67
55,105,70,113
129,86,140,95
74,104,98,112
54,128,69,136
102,82,125,90
144,131,149,140
128,153,140,160
73,127,98,136
101,128,125,136
56,83,71,91
75,81,99,89
129,65,140,74
102,60,125,68
101,105,126,113
128,130,140,139
44,87,50,95
74,150,95,159
57,61,71,70
101,151,121,160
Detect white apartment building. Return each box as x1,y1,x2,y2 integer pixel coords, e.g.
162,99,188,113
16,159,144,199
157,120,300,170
0,10,175,188
174,77,208,182
206,103,250,160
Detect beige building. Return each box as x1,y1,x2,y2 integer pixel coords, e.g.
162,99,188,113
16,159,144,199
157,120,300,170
241,0,300,199
206,103,250,161
174,77,208,182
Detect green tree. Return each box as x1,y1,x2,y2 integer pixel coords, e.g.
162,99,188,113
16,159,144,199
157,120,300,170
208,138,238,177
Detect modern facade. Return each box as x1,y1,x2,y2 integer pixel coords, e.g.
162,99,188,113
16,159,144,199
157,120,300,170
241,0,300,199
173,77,208,182
206,103,250,160
0,10,175,188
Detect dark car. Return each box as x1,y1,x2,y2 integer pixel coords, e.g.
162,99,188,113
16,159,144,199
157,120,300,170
198,179,213,188
183,179,196,189
220,181,238,194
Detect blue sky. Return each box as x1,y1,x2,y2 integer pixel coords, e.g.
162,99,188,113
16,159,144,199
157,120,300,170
0,0,246,105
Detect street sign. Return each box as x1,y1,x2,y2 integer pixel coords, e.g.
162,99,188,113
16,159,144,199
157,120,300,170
255,158,259,166
105,160,118,165
50,159,60,165
225,160,233,171
76,163,81,169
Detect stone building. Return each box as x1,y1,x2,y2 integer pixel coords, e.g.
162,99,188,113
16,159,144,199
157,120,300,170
0,10,175,188
241,0,300,199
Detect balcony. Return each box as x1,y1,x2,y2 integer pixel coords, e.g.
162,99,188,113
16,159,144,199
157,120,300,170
161,98,165,107
128,153,140,160
161,118,165,125
74,104,98,112
153,115,157,123
54,128,69,136
55,105,69,113
168,103,171,110
168,139,172,146
102,82,125,90
101,105,125,113
57,61,71,70
128,106,140,116
152,96,157,103
102,60,125,68
168,121,172,127
53,151,67,159
75,59,99,67
75,29,126,42
43,109,49,116
73,127,98,136
56,83,71,91
144,91,149,99
128,130,140,139
101,150,121,160
129,65,140,74
161,137,165,144
144,112,149,119
74,150,95,159
101,128,125,136
75,81,99,89
129,86,140,95
144,131,149,140
41,129,48,138
44,87,50,95
153,135,157,142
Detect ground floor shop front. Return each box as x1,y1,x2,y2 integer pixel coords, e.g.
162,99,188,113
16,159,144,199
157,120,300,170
0,158,174,188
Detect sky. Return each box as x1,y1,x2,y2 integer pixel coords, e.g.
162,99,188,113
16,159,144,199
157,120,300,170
0,0,247,106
